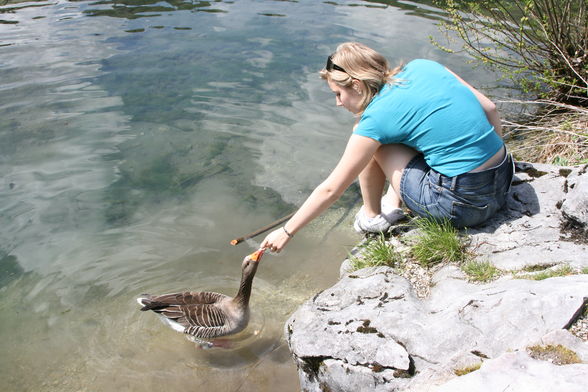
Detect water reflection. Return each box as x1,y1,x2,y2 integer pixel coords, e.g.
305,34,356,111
0,0,52,19
82,0,228,19
358,0,446,20
101,121,293,227
70,0,451,25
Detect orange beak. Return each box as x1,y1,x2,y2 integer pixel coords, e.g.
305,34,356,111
249,248,265,262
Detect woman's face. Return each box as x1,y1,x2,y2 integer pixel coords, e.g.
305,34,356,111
327,78,362,115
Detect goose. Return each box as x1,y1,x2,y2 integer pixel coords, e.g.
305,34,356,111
137,248,265,348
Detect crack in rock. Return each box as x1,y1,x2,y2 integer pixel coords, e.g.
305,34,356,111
297,353,417,383
563,297,588,330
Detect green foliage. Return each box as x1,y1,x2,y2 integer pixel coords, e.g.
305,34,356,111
462,260,501,282
434,0,588,105
411,217,467,267
349,234,401,271
551,155,570,166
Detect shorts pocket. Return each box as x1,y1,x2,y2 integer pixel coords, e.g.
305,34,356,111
453,182,495,199
450,200,490,228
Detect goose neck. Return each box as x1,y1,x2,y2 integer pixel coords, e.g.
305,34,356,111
234,269,255,306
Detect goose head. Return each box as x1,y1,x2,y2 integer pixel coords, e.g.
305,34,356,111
241,248,265,277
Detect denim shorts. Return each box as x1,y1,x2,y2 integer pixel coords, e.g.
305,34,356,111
399,148,514,228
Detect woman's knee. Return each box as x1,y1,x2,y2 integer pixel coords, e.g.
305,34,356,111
374,144,418,182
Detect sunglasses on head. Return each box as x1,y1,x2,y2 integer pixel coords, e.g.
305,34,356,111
326,55,347,73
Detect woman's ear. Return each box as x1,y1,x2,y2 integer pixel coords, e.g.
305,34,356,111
352,79,363,95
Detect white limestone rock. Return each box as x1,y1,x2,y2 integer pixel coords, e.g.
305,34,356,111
430,351,588,392
286,163,588,392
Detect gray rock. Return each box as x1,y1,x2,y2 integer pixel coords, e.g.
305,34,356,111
286,163,588,392
468,163,588,271
561,166,588,230
287,267,587,391
429,351,588,392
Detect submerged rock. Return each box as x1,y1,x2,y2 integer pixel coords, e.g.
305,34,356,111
286,162,588,391
0,252,24,289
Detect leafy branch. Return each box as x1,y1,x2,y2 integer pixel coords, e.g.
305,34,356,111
433,0,588,105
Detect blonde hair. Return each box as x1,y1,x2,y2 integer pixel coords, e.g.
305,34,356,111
320,42,402,113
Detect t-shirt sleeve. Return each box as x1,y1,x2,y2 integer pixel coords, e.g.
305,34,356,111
353,114,386,143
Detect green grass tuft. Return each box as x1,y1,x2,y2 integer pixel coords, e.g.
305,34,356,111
411,217,467,267
462,260,500,282
349,234,400,271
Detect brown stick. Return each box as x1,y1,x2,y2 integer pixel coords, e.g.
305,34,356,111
230,212,295,246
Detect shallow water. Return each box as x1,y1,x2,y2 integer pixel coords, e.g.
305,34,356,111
0,1,506,390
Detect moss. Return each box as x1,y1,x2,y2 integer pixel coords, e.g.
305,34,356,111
522,263,556,272
527,344,581,365
356,319,379,334
454,362,482,376
514,264,576,280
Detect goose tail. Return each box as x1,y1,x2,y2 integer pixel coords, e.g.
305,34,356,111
136,294,157,311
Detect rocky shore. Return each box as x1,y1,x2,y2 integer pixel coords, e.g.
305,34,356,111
285,162,588,391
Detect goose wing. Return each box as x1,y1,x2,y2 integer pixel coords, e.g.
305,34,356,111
182,303,234,338
139,291,235,338
139,291,226,310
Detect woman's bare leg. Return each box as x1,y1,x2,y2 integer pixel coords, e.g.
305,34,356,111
358,144,418,218
358,158,386,218
373,143,419,207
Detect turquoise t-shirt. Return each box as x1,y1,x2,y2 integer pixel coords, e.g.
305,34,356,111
353,59,503,177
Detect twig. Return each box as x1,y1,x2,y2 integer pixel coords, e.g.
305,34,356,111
230,212,295,246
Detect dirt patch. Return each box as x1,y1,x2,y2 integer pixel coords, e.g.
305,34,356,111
560,219,588,244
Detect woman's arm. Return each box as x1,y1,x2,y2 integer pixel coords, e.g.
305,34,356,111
260,134,381,252
445,68,503,138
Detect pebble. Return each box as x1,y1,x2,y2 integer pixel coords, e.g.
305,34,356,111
569,314,588,341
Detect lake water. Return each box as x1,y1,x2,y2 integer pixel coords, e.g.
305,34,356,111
0,1,504,391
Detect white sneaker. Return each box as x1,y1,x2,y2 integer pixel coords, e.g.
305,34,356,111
353,207,391,234
381,196,405,224
382,207,405,224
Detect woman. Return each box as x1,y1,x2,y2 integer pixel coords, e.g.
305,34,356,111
260,42,513,253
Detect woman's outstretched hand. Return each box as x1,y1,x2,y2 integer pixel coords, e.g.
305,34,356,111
260,227,291,253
